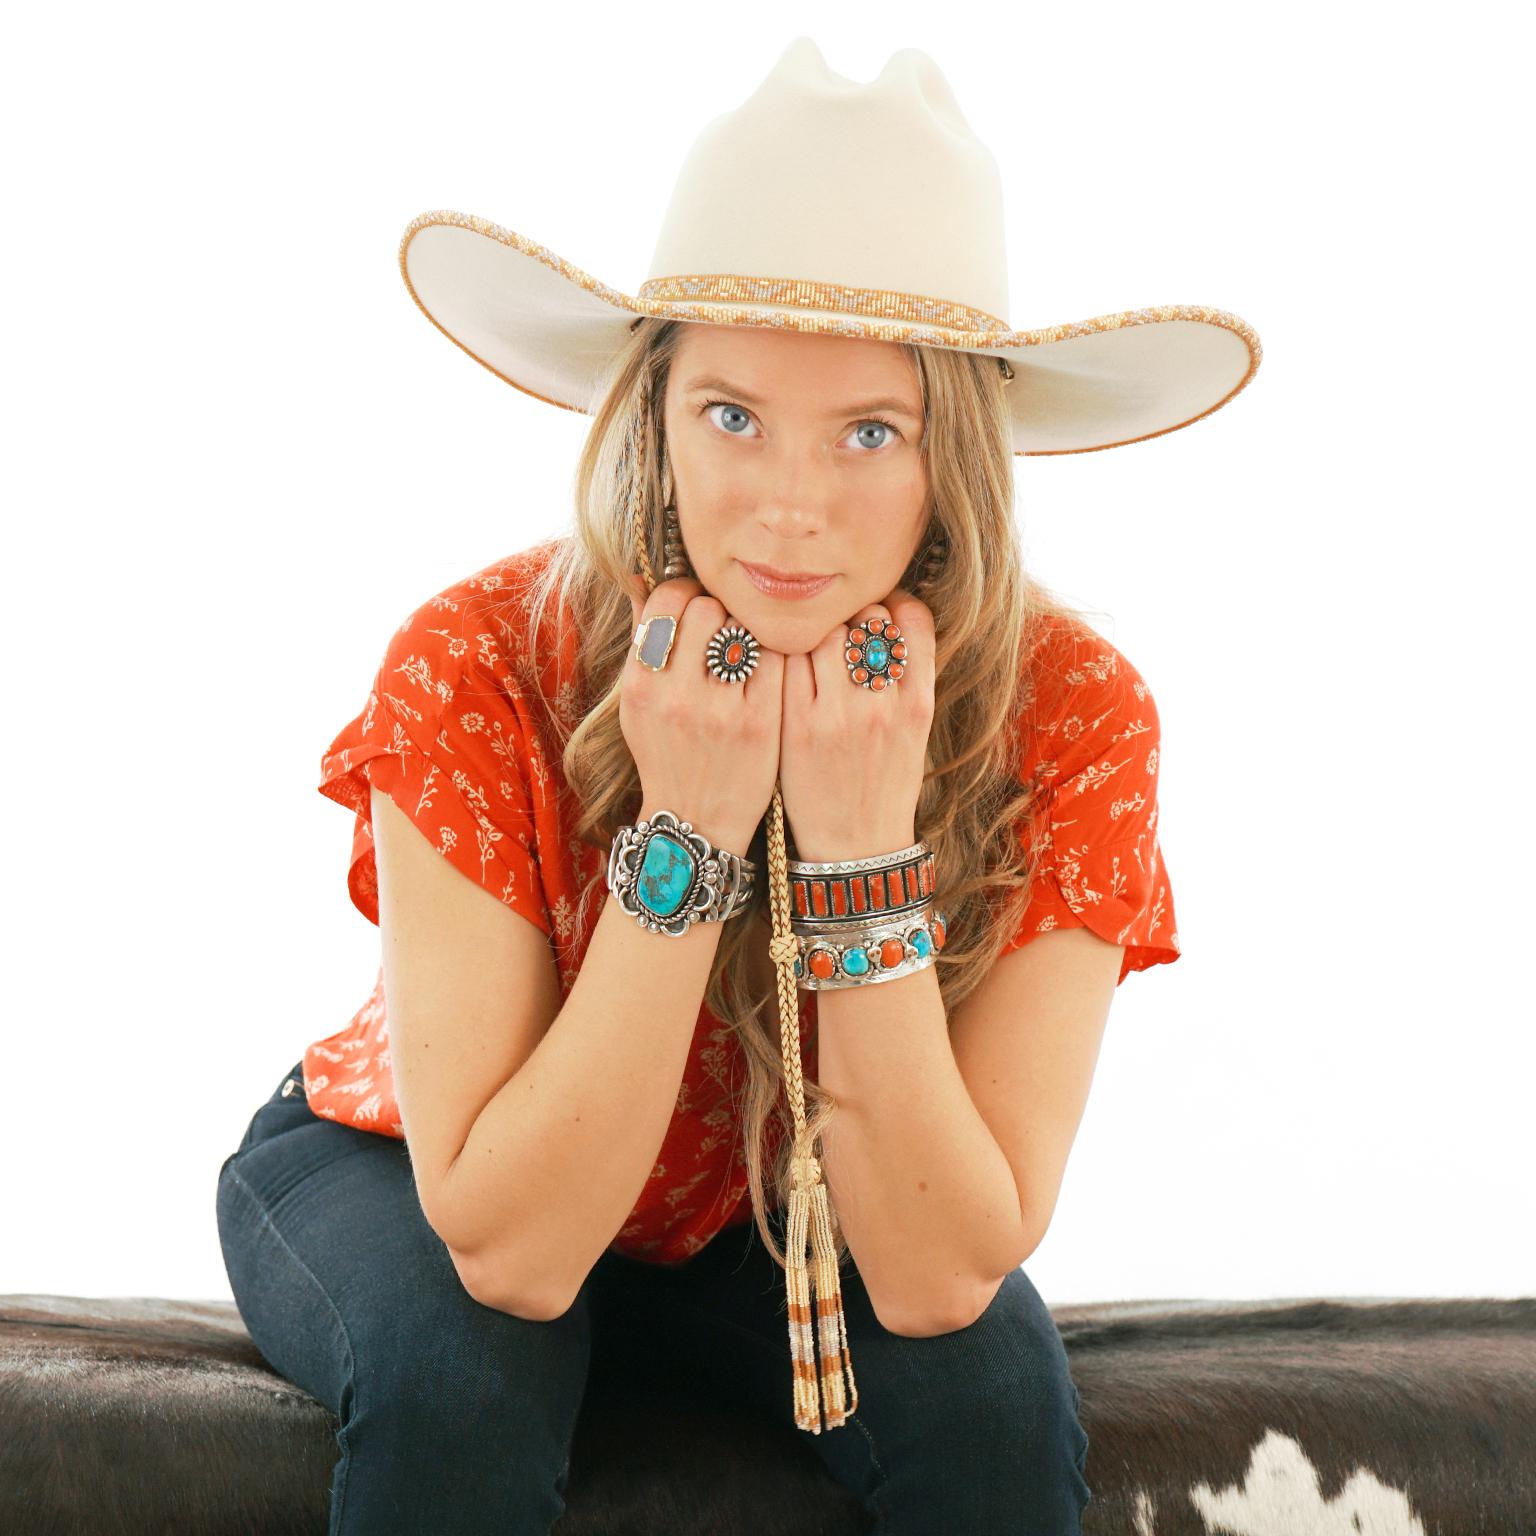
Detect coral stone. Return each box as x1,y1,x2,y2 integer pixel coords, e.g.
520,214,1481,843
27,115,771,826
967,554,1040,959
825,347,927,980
808,948,837,980
879,937,906,968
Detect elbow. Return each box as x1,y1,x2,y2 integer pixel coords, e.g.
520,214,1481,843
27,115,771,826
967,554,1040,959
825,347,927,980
455,1249,575,1322
420,1164,577,1322
446,1243,576,1323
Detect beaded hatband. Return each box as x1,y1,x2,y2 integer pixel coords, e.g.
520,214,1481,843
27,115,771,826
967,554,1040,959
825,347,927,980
845,615,907,690
606,809,757,936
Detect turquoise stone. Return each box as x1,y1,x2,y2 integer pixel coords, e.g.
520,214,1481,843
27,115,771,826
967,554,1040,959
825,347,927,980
637,832,695,918
863,636,889,670
842,946,871,975
911,929,932,957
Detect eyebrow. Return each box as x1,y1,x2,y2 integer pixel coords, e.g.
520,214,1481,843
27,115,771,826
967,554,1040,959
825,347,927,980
682,374,923,422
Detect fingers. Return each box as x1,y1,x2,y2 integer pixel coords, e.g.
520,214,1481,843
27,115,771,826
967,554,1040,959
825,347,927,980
630,576,781,698
629,575,703,670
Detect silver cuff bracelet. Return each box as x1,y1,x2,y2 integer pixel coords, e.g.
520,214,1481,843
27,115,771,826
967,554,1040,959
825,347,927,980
606,808,758,937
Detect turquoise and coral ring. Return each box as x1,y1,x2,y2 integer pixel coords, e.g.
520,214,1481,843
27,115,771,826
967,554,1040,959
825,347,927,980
705,621,761,684
845,616,908,691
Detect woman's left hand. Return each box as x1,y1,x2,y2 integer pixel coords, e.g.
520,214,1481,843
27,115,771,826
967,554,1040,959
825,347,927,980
778,587,937,862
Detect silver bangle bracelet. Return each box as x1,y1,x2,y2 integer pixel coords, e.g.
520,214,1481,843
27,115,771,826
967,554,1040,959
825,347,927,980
606,808,758,937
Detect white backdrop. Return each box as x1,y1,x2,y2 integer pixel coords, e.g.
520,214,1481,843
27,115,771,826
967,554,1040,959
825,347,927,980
4,4,1530,1305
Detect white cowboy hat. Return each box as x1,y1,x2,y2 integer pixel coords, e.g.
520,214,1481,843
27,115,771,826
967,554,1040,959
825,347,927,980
397,35,1261,456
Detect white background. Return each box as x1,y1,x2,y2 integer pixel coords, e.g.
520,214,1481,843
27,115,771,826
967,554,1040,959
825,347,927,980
4,4,1530,1306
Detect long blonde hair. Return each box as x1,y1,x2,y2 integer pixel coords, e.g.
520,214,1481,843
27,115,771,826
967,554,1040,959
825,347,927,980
513,317,1099,1269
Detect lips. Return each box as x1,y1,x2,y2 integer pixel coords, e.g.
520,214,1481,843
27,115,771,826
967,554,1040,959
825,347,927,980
739,560,837,600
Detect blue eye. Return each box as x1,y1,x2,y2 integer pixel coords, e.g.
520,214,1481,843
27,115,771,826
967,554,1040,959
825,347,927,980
699,398,902,452
704,400,757,436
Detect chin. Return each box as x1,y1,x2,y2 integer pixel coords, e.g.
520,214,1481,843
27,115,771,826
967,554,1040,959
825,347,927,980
737,613,825,659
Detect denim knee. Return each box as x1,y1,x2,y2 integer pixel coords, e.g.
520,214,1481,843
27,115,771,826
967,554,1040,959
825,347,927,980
216,1118,593,1535
833,1265,1091,1534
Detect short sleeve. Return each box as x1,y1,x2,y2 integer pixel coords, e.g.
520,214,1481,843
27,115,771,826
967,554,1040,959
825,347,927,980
317,600,554,941
1002,625,1180,986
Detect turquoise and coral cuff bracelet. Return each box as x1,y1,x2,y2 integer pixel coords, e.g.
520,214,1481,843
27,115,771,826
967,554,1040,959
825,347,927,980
606,809,758,937
790,903,948,990
785,841,947,990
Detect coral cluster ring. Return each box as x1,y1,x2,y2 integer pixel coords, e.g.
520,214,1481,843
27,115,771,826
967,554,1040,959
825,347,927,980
705,621,761,684
845,616,908,690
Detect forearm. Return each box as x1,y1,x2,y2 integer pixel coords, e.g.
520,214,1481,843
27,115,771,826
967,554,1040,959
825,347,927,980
815,961,1029,1332
440,808,744,1313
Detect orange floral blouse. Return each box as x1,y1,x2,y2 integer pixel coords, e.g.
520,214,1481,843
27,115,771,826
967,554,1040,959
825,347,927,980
302,535,1179,1263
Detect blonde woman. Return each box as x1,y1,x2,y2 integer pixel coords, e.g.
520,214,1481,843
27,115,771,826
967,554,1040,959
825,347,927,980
215,38,1257,1536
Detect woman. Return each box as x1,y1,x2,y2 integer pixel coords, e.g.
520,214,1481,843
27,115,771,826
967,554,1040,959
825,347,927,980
216,36,1258,1536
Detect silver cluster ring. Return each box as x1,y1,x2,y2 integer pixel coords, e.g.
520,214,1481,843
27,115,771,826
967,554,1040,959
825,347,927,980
846,615,907,691
704,621,761,684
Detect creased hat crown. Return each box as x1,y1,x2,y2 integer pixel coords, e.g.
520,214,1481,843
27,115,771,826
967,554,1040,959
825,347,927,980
643,37,1012,327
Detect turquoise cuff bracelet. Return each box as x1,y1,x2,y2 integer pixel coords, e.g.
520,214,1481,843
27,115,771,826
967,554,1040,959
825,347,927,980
606,808,758,937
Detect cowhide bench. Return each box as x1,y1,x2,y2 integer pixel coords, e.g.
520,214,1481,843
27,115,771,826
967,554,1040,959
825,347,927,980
2,1293,1531,1534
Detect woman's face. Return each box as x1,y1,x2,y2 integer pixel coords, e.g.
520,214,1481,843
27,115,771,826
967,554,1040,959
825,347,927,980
661,324,931,656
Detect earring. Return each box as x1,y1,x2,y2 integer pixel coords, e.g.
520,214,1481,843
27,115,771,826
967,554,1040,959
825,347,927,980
908,521,949,591
662,503,693,580
659,449,694,580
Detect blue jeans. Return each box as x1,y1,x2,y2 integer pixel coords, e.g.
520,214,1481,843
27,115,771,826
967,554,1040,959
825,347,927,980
216,1060,1092,1534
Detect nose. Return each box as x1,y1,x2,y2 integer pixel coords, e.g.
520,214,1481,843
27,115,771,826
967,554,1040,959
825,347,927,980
753,474,835,542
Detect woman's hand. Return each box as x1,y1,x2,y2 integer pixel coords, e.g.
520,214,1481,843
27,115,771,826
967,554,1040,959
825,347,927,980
778,587,937,862
621,576,784,857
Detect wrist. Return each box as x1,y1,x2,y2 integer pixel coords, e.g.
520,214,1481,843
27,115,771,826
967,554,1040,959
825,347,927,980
787,826,918,864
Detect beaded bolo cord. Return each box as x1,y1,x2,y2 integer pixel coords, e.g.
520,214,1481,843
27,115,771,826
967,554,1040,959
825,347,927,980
629,372,858,1435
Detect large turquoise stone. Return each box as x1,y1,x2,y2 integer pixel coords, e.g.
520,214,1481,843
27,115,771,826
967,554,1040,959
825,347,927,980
863,636,889,671
911,929,932,957
842,946,871,975
637,832,695,918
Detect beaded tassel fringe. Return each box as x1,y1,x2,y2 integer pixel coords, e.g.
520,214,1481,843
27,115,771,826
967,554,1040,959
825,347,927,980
766,788,859,1433
632,374,857,1433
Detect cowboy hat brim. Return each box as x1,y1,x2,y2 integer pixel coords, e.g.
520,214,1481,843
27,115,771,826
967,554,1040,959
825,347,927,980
399,210,1262,457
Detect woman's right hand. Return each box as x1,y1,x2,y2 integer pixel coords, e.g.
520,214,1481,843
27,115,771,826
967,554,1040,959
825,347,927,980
622,575,783,856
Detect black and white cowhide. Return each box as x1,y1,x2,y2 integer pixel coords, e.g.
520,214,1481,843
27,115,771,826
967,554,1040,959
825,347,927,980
2,1293,1531,1534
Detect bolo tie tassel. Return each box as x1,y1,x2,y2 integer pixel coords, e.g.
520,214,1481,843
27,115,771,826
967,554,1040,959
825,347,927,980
766,786,859,1433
